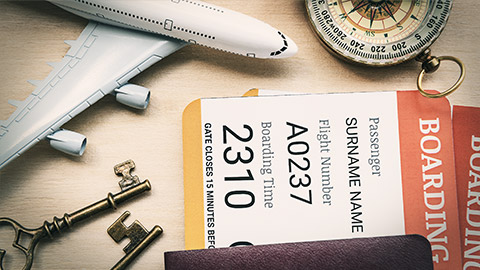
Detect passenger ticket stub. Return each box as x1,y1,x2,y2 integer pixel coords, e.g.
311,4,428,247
182,90,461,269
453,105,480,269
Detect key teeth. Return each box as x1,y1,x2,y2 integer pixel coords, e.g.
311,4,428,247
107,211,131,242
114,159,136,175
119,210,131,222
114,160,141,190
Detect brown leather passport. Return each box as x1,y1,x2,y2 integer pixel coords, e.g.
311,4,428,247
164,235,433,270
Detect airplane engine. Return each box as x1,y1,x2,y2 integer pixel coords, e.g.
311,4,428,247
46,129,87,156
114,84,150,110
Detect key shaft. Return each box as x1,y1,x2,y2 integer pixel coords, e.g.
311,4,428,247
42,180,151,237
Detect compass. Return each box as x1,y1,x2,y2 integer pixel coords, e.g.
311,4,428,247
306,0,465,97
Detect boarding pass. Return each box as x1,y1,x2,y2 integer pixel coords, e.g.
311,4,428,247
182,90,461,269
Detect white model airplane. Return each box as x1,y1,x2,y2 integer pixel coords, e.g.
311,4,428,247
0,0,297,170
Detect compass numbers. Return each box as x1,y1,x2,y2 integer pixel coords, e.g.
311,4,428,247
307,0,452,65
427,15,442,29
371,45,386,53
391,41,407,51
321,10,347,40
350,40,365,50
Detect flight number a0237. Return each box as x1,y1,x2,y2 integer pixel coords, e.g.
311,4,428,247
286,122,313,204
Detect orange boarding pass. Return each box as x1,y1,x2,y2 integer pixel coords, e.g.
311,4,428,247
182,90,462,269
453,105,480,269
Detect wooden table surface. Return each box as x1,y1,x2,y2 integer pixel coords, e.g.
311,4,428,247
0,1,478,269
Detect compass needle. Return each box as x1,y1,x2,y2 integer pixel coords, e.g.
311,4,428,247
348,1,369,15
370,8,377,29
383,2,397,22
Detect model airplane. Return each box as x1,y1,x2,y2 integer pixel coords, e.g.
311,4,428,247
0,0,297,170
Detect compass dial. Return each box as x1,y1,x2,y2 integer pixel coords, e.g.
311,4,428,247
306,0,452,65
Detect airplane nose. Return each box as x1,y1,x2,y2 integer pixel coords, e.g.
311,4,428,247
282,35,298,58
270,32,298,59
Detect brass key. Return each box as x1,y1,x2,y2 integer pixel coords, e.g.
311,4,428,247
0,160,151,270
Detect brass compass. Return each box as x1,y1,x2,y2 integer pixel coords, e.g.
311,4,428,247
306,0,465,97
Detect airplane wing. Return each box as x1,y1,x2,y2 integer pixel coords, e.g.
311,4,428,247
0,22,187,170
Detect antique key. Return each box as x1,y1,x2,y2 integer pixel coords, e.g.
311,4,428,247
0,160,150,270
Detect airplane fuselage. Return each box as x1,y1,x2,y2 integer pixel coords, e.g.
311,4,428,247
48,0,297,59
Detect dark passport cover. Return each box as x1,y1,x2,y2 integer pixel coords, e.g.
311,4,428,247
164,235,433,270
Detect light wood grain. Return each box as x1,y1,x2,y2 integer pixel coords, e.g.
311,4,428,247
0,1,479,269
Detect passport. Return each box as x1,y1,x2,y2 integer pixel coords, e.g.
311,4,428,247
165,235,433,270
